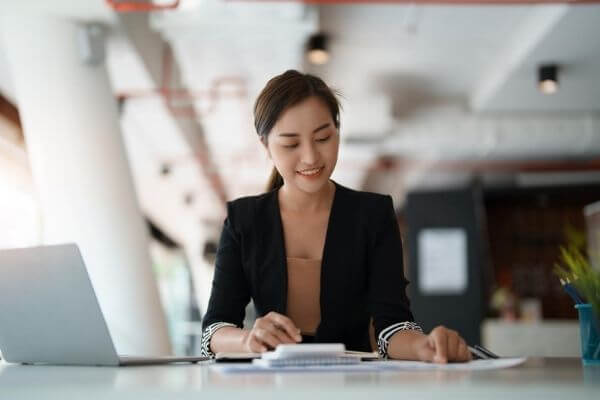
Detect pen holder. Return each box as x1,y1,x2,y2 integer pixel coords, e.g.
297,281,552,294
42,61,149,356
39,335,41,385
575,304,600,365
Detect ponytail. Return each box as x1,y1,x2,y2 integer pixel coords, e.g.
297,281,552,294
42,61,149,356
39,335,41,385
266,167,284,192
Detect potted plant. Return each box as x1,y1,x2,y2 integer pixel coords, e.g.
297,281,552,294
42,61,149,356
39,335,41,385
554,228,600,365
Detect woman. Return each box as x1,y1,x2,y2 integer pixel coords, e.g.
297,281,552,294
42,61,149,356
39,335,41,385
201,70,471,363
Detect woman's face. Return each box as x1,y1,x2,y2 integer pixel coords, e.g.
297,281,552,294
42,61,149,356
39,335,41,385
265,96,339,195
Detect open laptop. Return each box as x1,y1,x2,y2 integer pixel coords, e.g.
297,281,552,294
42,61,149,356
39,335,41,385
0,243,209,366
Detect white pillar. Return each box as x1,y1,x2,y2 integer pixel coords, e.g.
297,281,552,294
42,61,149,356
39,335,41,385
1,15,171,355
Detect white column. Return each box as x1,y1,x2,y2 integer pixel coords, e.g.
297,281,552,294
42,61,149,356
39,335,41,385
1,15,171,355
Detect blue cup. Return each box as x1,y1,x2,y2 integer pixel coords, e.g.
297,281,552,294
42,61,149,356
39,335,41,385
575,304,600,365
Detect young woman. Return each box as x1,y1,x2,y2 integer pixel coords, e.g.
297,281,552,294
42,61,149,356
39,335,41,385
201,70,471,363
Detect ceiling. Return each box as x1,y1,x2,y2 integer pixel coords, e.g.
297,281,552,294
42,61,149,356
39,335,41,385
1,0,600,248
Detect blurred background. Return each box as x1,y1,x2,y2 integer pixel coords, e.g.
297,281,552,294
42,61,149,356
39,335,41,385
0,0,599,358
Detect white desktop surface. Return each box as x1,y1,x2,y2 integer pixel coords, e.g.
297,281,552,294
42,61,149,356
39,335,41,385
1,357,598,399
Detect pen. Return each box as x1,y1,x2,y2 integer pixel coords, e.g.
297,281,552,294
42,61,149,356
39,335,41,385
468,345,500,360
560,279,585,304
474,344,499,359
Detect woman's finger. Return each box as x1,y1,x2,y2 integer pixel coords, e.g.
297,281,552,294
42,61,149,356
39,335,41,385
266,312,302,342
447,330,459,361
254,328,282,350
457,340,470,361
269,324,297,344
429,327,448,364
248,335,268,353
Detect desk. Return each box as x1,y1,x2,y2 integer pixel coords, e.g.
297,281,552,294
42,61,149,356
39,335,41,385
1,358,598,399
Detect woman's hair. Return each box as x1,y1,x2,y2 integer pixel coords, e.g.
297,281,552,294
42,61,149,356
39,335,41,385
254,70,341,192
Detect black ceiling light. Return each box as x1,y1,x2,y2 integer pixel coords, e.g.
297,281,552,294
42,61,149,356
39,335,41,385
538,64,559,95
306,33,329,65
160,163,171,177
184,192,195,206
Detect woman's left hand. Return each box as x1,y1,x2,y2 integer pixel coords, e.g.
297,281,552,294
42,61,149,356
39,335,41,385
413,325,472,363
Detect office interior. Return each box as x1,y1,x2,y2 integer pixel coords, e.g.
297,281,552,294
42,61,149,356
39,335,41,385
0,0,599,362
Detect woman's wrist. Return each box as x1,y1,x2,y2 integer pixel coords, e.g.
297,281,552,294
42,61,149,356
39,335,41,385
209,326,250,354
240,328,251,350
386,329,427,360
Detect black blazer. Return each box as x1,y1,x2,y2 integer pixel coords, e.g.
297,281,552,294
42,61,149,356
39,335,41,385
202,181,415,352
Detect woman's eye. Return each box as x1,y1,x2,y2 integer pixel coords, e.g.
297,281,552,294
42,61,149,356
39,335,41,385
316,136,331,142
282,143,299,149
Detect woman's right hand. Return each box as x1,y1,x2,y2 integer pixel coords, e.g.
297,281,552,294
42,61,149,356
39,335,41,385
242,311,302,353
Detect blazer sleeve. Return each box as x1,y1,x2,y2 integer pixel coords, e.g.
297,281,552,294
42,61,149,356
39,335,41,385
200,203,251,355
367,195,422,356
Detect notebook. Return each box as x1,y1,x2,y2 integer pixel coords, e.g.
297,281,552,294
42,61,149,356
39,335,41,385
251,344,361,367
215,346,379,364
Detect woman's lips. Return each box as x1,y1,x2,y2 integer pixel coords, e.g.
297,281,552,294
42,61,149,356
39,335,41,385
296,166,324,179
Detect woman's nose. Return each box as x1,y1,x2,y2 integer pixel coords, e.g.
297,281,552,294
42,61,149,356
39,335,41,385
300,142,319,165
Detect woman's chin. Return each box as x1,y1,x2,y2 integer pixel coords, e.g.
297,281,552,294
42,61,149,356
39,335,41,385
292,172,331,193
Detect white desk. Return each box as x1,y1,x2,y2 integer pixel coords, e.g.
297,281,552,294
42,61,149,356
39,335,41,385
1,358,598,399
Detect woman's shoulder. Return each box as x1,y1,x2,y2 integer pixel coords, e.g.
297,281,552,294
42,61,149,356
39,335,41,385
225,189,277,223
227,190,275,208
334,181,392,208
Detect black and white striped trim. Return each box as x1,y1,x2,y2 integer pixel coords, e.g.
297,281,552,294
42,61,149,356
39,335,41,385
377,321,423,358
200,322,237,358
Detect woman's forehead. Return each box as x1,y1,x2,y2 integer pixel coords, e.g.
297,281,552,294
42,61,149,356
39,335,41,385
274,97,334,133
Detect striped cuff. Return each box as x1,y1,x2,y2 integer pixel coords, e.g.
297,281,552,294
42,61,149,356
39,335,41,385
377,321,423,359
200,322,237,358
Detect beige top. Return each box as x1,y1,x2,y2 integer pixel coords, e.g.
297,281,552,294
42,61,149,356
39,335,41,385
286,257,322,335
279,183,334,336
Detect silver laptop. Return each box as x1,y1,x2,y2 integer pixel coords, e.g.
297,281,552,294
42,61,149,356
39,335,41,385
0,243,209,366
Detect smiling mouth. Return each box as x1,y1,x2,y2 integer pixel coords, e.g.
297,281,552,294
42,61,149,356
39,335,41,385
296,166,324,176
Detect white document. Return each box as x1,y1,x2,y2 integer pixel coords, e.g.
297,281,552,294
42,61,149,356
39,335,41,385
211,363,379,374
210,358,527,373
371,357,527,371
418,228,468,294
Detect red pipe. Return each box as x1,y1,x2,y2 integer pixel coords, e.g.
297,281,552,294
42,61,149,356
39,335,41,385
117,46,246,119
106,0,180,13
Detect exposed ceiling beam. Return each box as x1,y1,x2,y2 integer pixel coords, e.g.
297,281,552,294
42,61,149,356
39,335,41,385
118,13,228,206
469,5,568,111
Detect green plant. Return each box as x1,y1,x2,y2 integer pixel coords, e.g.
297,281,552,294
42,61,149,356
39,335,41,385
554,227,600,319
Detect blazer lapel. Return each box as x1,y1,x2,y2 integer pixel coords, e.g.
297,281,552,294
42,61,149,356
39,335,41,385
272,189,288,314
251,190,288,316
319,181,344,327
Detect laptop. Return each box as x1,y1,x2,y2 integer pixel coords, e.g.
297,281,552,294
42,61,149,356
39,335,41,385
0,243,209,366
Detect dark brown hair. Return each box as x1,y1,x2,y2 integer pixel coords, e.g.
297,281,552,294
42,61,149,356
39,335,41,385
254,70,341,191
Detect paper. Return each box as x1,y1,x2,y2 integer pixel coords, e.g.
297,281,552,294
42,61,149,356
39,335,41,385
371,357,527,371
210,357,527,373
418,228,468,294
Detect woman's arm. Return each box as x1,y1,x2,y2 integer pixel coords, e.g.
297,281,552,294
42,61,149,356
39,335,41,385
367,195,470,362
202,202,301,356
367,195,422,358
200,209,251,357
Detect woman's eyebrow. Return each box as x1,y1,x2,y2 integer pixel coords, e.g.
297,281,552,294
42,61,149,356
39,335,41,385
278,123,331,137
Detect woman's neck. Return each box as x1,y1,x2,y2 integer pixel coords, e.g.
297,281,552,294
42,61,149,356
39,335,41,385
279,180,335,213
